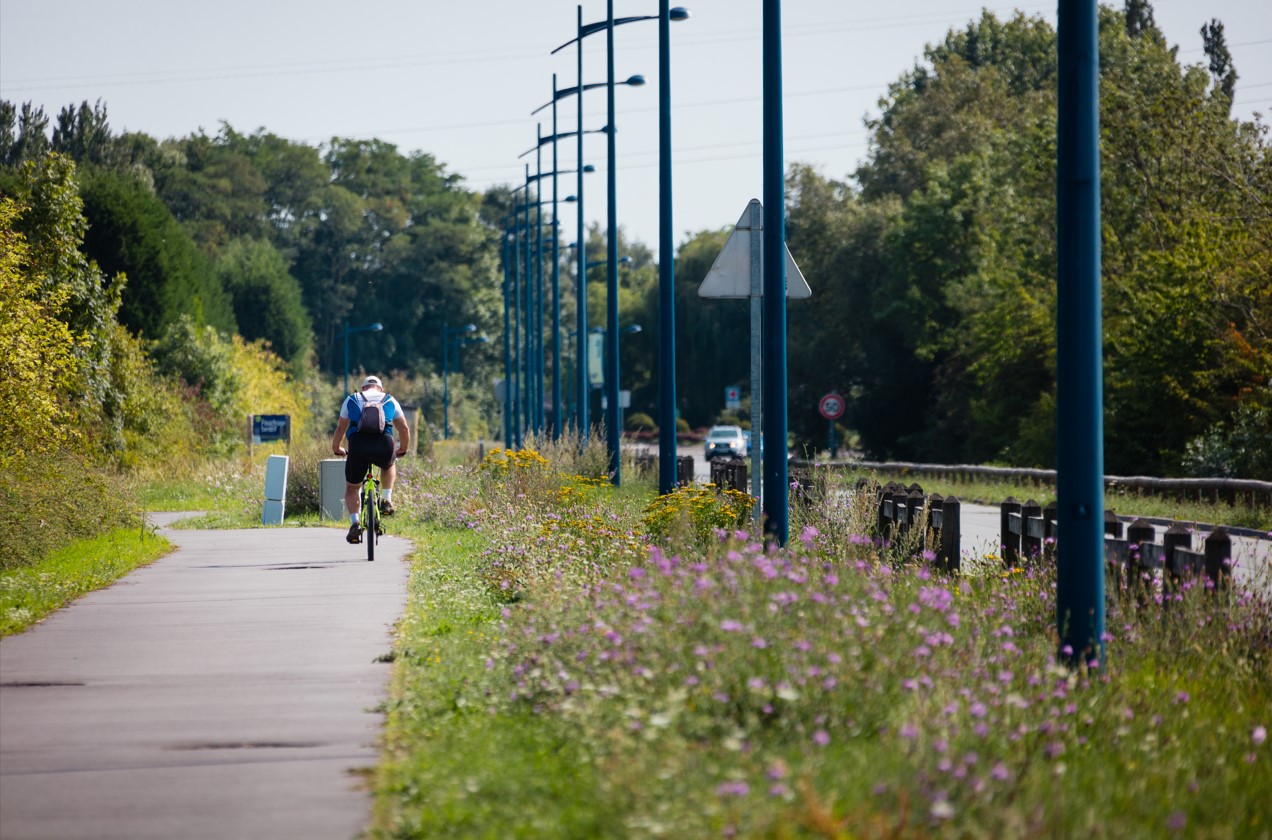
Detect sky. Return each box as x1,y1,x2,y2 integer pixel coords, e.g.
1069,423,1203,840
2,0,1269,251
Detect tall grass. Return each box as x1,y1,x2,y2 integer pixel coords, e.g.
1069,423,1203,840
0,452,139,572
372,450,1272,838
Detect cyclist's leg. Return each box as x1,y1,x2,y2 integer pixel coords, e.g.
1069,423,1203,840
372,434,398,515
345,440,373,543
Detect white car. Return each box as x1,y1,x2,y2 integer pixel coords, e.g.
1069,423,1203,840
704,425,746,461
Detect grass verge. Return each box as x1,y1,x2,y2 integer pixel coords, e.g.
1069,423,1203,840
0,526,172,636
370,450,1271,837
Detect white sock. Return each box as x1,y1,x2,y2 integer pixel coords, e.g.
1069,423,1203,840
350,513,360,526
382,488,393,502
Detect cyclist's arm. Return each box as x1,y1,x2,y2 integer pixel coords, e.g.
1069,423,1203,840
392,414,410,456
332,417,351,456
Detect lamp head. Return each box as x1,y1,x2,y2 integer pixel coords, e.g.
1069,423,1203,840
582,164,596,173
370,322,384,332
670,7,691,21
624,74,646,87
563,195,577,203
619,255,633,265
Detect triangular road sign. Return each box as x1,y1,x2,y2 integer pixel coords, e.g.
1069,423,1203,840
698,199,811,299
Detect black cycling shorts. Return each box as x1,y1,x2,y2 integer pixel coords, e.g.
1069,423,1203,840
345,432,397,484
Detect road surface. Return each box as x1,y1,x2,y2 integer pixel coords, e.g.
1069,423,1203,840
0,514,410,840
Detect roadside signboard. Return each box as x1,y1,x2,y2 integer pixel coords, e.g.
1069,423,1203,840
818,393,845,421
251,414,291,444
725,386,741,410
587,333,605,388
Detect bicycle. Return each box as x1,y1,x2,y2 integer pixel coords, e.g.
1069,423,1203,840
359,464,384,562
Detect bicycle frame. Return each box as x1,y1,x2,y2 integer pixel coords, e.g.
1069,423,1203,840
360,465,382,562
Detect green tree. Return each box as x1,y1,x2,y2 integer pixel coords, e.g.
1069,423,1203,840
215,237,312,369
2,153,124,428
0,197,82,465
1200,19,1238,104
0,101,51,166
78,167,237,338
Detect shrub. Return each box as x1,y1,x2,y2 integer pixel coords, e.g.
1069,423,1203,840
280,434,332,517
625,411,656,433
0,451,137,571
642,484,754,550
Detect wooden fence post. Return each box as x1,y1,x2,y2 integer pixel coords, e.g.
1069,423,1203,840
936,495,961,574
1204,527,1233,591
1021,499,1043,560
1000,497,1021,569
906,486,925,545
1162,522,1192,596
677,456,694,487
1126,518,1157,604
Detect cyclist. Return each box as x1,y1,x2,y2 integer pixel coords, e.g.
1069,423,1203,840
332,375,410,544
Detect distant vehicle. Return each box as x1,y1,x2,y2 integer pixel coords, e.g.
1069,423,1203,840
705,425,746,461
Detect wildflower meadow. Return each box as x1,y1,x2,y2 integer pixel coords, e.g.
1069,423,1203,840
371,447,1271,838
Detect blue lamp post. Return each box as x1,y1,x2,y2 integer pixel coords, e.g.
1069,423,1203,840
536,52,646,443
442,322,477,440
341,321,383,396
511,173,580,439
500,227,514,448
553,3,688,484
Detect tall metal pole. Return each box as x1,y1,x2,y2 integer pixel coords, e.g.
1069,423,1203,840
443,321,451,440
575,5,590,442
657,0,677,494
551,75,564,441
502,228,513,448
761,0,788,544
605,0,621,484
534,128,545,436
1055,0,1105,667
516,175,527,447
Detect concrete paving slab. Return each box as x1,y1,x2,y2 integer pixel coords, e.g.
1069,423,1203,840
0,516,411,840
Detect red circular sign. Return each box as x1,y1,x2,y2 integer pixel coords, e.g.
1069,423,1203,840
819,392,845,420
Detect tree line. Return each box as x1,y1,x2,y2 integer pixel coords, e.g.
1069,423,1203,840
2,0,1268,480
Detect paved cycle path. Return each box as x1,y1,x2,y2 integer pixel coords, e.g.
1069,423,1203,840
0,514,411,840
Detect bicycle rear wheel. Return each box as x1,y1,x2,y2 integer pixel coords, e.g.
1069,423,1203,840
364,488,377,563
363,481,376,560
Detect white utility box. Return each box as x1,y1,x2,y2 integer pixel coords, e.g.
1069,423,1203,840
319,459,347,521
262,454,289,525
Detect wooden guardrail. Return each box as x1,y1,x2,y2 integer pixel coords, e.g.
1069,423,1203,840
709,457,748,493
634,454,696,487
866,481,1237,591
790,459,1272,508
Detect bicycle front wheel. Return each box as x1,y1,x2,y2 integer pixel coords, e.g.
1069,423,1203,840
364,493,377,562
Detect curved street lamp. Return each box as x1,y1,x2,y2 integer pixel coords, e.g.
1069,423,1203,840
532,68,645,444
341,321,384,396
552,3,689,484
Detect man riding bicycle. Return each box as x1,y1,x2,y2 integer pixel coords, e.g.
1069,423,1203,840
332,375,410,544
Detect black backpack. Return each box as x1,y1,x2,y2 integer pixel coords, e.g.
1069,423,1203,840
354,393,391,435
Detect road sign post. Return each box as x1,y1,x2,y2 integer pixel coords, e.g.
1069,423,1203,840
700,198,810,533
818,392,844,459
